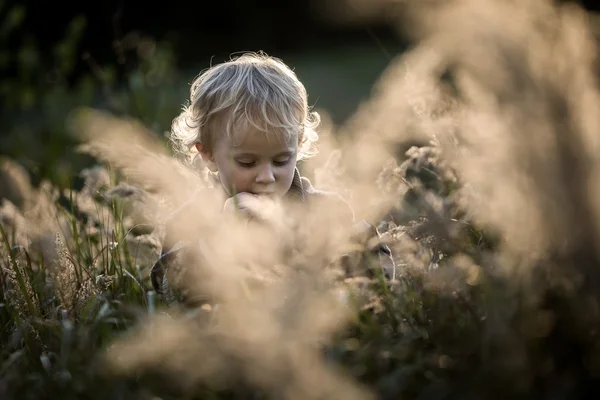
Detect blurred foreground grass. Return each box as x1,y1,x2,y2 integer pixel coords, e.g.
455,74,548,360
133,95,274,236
4,1,600,399
0,2,397,189
0,135,492,400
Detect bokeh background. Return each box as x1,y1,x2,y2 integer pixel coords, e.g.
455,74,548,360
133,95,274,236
4,2,600,399
1,0,413,189
3,0,600,188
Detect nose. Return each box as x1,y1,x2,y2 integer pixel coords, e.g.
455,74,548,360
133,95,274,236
255,163,275,184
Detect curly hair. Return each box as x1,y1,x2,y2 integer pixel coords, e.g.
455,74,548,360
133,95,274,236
170,52,321,164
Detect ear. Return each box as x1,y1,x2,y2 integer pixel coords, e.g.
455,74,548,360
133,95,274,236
196,143,218,172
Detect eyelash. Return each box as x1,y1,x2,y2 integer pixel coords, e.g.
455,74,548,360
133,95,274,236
236,161,254,168
236,159,290,168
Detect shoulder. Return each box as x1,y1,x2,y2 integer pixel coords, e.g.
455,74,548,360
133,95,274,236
300,176,355,224
152,187,217,293
163,190,202,229
161,187,222,246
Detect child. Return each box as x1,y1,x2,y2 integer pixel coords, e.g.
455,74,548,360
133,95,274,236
151,52,394,306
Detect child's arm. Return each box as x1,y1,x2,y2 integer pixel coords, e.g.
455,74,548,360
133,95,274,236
150,191,208,302
347,220,396,280
150,200,192,298
314,191,396,280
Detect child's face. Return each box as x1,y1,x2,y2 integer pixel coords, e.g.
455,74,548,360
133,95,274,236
203,128,299,198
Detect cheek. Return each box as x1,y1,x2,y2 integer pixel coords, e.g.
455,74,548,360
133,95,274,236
218,168,253,196
276,164,297,183
226,165,255,188
214,158,237,185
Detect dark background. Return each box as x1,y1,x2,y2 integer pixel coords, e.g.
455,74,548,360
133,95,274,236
10,0,599,63
1,0,599,186
6,0,403,79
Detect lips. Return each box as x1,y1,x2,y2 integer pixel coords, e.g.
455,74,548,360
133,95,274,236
252,191,276,197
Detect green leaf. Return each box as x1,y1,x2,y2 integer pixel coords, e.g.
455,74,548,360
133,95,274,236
0,5,26,38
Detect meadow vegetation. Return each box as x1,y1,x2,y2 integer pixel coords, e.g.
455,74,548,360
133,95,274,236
2,0,600,399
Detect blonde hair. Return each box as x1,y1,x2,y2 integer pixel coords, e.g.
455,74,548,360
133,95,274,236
170,52,320,164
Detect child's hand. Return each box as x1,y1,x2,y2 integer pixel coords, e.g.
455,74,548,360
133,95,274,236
223,192,271,221
224,193,288,233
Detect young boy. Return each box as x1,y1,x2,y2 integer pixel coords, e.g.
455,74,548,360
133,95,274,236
151,52,394,306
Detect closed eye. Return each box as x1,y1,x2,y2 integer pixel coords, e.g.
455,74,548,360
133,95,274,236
235,160,255,168
273,158,291,167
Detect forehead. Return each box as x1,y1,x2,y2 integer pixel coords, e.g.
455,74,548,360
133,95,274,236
228,128,297,154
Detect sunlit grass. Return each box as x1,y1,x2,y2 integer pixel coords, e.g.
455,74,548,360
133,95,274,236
4,0,600,399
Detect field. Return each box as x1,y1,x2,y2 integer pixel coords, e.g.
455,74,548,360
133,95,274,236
2,1,600,399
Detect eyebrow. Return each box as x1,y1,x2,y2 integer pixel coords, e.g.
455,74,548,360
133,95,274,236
233,151,294,158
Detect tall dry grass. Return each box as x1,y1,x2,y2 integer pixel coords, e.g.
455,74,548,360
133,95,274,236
3,0,600,398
